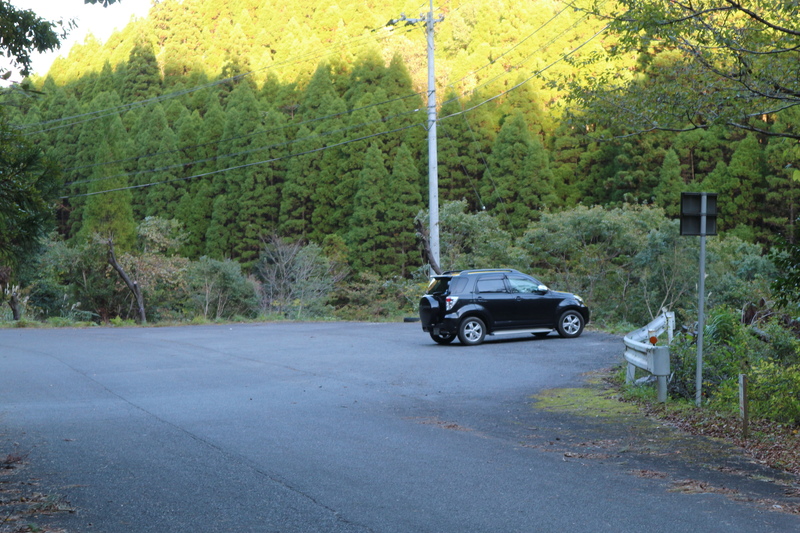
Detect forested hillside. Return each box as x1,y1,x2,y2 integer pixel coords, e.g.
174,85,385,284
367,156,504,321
5,0,798,290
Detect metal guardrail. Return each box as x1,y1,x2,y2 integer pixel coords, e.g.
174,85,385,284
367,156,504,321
624,311,675,402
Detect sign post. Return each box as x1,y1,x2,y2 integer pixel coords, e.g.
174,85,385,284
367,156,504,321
681,192,717,407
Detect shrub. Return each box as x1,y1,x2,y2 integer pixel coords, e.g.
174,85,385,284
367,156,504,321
748,361,800,424
255,237,347,319
332,271,425,321
185,257,259,320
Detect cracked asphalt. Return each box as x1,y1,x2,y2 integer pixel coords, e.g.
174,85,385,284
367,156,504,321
1,322,798,532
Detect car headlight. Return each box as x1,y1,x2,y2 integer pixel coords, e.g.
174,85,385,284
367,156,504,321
574,295,585,305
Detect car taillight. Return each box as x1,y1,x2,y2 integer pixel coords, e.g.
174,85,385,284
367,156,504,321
445,296,458,311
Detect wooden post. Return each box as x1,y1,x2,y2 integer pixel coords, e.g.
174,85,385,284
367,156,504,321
739,374,749,440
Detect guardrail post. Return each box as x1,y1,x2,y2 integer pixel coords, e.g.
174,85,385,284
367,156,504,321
652,346,670,403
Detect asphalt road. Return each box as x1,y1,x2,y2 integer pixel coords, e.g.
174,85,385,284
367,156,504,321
1,322,798,532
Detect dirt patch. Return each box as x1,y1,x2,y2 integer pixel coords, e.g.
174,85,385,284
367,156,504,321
1,447,74,533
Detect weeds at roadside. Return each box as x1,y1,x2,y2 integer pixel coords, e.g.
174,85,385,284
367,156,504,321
610,367,800,476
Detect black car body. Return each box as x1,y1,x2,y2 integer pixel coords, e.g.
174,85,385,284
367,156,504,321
419,269,590,345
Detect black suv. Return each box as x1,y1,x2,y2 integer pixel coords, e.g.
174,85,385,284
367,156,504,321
419,269,590,346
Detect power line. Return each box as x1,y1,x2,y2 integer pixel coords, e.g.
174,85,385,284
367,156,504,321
65,106,425,189
439,23,609,121
63,90,426,177
444,0,578,90
62,122,421,199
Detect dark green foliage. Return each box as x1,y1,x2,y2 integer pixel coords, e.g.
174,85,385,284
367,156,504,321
0,0,63,79
348,143,392,273
386,144,424,276
420,200,527,273
771,225,800,314
483,112,555,234
666,307,800,424
0,110,62,269
438,91,486,210
74,92,136,251
120,40,162,102
704,134,768,241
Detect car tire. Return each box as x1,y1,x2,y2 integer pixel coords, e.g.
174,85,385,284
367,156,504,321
556,310,585,338
458,316,486,346
429,331,456,345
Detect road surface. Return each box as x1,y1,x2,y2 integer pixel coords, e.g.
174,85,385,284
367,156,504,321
1,322,797,532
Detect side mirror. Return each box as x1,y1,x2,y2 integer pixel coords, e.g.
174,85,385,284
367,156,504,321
537,285,549,293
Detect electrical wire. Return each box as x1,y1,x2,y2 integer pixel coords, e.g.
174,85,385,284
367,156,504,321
444,0,578,90
63,122,421,199
64,90,426,176
440,24,608,121
66,106,425,188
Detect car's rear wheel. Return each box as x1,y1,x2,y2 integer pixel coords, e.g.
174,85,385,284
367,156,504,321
430,331,456,345
458,317,486,346
556,310,585,338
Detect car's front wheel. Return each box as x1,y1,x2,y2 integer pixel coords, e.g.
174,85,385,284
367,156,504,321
430,331,456,345
458,316,486,346
556,310,585,338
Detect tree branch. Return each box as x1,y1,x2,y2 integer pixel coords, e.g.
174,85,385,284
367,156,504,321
107,237,146,324
415,219,442,275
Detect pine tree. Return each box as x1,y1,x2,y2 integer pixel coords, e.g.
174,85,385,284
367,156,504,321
764,110,800,240
334,92,385,227
309,94,349,244
76,113,137,251
348,143,392,273
386,143,423,276
549,122,585,208
69,91,129,240
130,104,180,220
279,124,316,239
704,133,768,240
483,113,555,233
207,82,266,261
121,40,162,103
182,93,226,256
438,91,484,209
653,149,683,217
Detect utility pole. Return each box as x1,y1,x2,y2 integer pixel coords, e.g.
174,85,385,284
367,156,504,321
388,1,443,274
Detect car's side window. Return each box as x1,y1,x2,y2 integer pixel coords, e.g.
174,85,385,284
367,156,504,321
476,277,507,293
507,276,538,294
449,276,469,294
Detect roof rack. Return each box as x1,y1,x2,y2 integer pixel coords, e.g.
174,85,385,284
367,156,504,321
439,268,520,276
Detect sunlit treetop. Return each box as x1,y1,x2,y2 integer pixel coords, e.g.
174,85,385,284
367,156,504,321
565,0,800,139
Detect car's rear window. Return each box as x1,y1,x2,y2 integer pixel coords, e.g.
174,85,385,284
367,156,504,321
426,277,450,294
426,275,469,295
